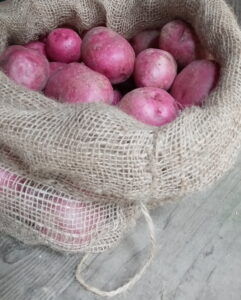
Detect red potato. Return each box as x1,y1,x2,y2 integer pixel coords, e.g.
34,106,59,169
118,87,178,127
41,197,103,246
159,20,202,67
0,45,49,91
24,41,47,57
82,26,135,84
134,49,177,90
0,169,102,247
112,90,122,105
170,60,220,108
0,168,104,247
130,29,160,55
49,62,67,77
44,62,114,104
46,28,82,63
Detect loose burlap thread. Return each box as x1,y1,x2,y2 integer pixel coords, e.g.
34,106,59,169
0,0,241,296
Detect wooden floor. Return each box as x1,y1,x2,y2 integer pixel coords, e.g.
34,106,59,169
1,0,241,299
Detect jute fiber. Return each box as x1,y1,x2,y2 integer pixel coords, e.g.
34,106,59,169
0,0,241,255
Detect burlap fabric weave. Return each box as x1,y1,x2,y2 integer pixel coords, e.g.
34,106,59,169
0,0,241,253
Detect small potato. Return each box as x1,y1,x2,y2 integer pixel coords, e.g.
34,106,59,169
112,90,122,105
130,29,160,55
44,62,114,104
0,45,50,91
170,60,220,108
24,41,47,57
49,62,68,77
46,28,82,63
82,26,135,84
159,20,202,67
118,87,178,127
134,49,177,90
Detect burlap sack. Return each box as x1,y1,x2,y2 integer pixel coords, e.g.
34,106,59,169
1,0,241,258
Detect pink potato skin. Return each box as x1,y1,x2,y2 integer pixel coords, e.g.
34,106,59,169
134,49,177,90
0,170,30,220
49,62,68,77
82,26,135,84
170,60,220,108
0,45,50,91
112,90,122,105
131,30,160,55
24,41,47,57
159,20,202,67
44,62,114,104
0,169,102,246
46,28,82,63
118,87,178,127
0,170,21,192
41,197,102,245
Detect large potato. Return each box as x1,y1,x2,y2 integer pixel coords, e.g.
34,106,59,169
159,20,202,67
134,49,177,90
82,27,135,84
118,87,178,126
44,62,114,104
170,60,220,108
0,45,49,91
41,197,103,246
46,28,82,63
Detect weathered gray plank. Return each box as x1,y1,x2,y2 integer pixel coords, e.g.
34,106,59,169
57,156,241,300
228,0,241,21
0,236,81,300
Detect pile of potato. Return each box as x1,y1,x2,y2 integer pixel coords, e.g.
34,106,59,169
0,20,219,127
0,21,221,245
